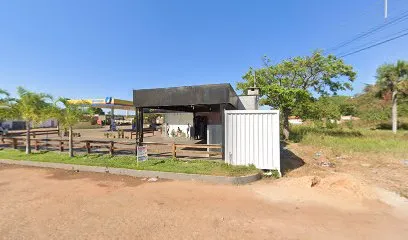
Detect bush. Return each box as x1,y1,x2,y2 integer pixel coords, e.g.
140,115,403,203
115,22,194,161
376,121,408,130
289,125,363,143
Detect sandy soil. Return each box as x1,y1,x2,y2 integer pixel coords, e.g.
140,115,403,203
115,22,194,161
1,164,407,240
283,142,408,198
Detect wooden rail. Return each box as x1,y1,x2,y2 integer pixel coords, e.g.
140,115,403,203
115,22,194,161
0,137,222,159
8,129,60,138
130,128,155,139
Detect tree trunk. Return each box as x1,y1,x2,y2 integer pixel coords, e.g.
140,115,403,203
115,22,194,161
26,122,31,154
283,109,290,140
392,91,398,134
69,126,74,157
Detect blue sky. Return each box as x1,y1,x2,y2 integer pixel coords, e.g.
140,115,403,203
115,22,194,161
1,0,407,102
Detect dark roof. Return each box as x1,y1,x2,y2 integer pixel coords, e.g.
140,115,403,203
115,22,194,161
133,83,238,112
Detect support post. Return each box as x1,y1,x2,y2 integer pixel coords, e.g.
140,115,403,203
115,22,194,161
12,138,17,149
111,107,115,131
60,141,64,152
86,141,91,154
172,142,176,158
110,141,114,156
138,108,144,145
220,104,226,160
34,140,39,151
135,107,139,155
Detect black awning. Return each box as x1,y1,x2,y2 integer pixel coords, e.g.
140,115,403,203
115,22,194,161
133,83,238,112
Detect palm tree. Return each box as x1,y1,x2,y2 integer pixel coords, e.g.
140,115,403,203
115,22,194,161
0,89,11,122
11,87,53,154
376,60,408,134
52,98,89,157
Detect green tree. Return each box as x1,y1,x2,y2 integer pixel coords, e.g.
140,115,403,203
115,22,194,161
89,107,105,115
10,87,53,154
237,51,356,139
376,60,408,133
297,96,341,122
0,89,11,120
52,98,90,157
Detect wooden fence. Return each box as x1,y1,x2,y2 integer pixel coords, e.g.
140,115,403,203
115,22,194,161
130,128,155,139
7,129,60,138
0,137,222,159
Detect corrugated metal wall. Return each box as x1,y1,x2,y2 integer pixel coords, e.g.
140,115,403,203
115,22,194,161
225,110,280,172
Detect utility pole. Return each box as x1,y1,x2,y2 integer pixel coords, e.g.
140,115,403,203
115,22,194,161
385,0,388,19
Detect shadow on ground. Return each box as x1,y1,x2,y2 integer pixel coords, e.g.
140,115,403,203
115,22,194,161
280,141,305,176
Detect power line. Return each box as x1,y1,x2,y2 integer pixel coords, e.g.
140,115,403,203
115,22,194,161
339,31,408,58
326,9,408,53
336,28,408,56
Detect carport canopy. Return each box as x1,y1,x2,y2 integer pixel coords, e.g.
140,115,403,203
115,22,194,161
133,83,238,112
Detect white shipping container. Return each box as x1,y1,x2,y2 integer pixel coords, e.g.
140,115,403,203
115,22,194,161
225,110,280,173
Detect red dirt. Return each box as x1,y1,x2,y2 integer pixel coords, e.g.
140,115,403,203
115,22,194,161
1,164,407,239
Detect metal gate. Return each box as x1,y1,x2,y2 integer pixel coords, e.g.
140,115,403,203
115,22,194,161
224,110,280,172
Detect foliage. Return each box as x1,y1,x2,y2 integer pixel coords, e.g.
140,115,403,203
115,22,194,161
237,50,356,139
352,84,391,121
376,60,408,97
375,60,408,133
296,96,341,121
263,169,280,179
289,125,408,154
8,87,53,123
0,89,11,121
0,149,260,177
52,98,90,129
89,107,105,115
144,113,160,123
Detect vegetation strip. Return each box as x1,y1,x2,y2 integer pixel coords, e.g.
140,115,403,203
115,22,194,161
0,149,259,177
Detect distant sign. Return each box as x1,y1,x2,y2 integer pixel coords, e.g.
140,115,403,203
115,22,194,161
137,145,148,162
105,97,113,104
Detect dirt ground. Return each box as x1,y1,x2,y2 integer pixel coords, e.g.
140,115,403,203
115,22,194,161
1,164,407,240
283,142,408,198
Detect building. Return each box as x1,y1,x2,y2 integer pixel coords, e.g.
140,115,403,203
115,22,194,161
133,83,260,155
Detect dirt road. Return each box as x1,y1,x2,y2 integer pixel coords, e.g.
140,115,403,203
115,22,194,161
1,164,407,240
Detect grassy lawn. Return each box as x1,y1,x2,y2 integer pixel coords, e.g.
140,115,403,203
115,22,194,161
290,125,408,154
0,149,259,177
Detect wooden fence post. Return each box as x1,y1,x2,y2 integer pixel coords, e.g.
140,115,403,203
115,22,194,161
1,137,4,144
86,141,91,154
109,141,114,156
12,139,17,149
59,141,64,152
172,143,176,158
34,140,39,151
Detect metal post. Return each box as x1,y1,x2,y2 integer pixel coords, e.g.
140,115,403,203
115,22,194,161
220,103,226,160
138,108,144,145
111,107,115,130
135,107,139,155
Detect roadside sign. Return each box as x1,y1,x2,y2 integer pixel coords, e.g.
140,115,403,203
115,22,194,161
137,145,148,162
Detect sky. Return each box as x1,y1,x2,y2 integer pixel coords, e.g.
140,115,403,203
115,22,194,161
1,0,407,103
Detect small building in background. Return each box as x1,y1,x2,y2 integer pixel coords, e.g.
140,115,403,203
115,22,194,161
288,116,303,125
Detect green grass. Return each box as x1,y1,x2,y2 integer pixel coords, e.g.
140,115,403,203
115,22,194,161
0,149,259,177
290,125,408,154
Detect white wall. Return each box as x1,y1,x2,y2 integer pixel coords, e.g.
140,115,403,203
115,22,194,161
237,95,258,110
225,110,280,172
